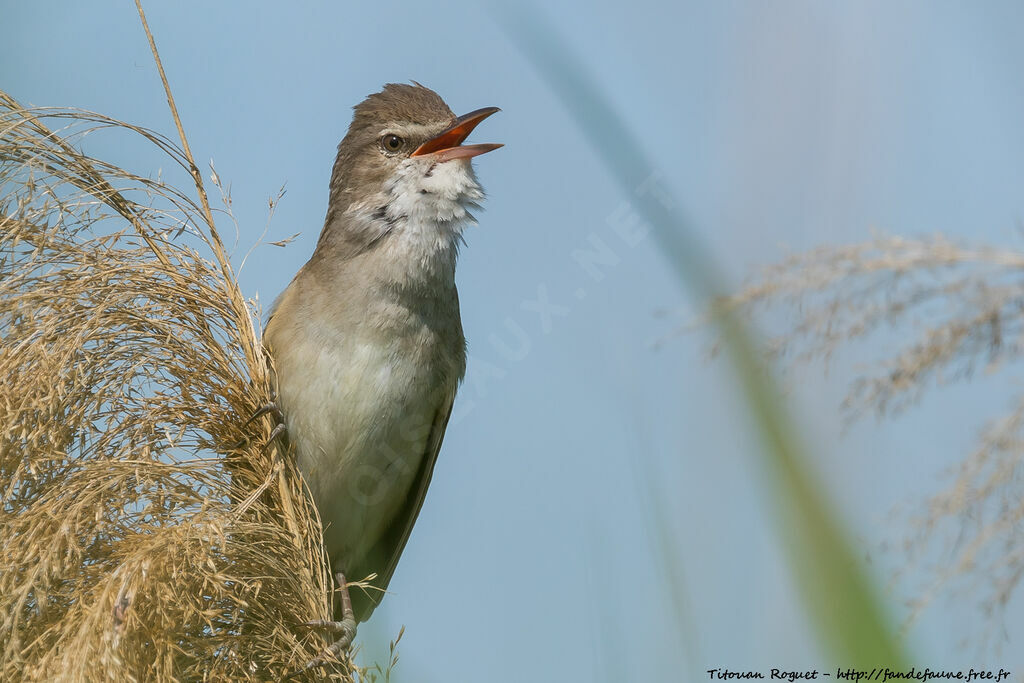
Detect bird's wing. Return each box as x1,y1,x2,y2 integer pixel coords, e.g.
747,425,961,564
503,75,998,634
348,390,456,621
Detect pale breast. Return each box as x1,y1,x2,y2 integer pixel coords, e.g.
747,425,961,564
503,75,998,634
265,276,464,571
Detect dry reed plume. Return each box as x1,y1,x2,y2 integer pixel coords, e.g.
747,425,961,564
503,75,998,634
0,81,360,680
703,233,1024,644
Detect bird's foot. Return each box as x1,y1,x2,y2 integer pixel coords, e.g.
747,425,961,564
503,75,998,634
244,395,285,428
292,573,358,676
265,421,288,446
232,393,287,450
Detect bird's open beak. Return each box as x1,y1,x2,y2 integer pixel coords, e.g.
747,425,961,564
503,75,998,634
410,106,502,162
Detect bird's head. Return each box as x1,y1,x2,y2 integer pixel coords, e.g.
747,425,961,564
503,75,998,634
326,83,501,234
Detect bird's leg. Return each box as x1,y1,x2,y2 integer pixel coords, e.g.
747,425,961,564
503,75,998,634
299,572,358,672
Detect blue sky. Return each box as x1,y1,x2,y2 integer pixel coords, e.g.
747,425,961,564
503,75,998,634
4,1,1024,680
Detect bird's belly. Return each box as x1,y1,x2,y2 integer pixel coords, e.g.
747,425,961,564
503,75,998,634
277,338,444,571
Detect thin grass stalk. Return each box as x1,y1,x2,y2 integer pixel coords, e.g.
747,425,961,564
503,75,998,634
493,2,911,667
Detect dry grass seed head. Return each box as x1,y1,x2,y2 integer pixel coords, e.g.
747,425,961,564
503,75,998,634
0,92,353,681
702,233,1024,647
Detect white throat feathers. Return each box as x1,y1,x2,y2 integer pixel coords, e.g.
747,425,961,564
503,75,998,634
353,156,483,286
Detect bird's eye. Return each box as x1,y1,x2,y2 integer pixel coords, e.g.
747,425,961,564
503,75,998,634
380,134,404,153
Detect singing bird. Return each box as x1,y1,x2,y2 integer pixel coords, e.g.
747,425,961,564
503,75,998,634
263,83,500,665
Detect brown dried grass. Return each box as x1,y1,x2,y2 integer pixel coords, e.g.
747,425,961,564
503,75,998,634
0,83,351,681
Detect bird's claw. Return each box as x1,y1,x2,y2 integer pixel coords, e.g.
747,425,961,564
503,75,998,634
266,421,288,446
288,573,358,677
232,394,288,450
300,616,356,670
243,397,285,428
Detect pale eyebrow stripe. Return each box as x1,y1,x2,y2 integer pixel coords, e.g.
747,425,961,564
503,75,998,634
379,123,446,138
